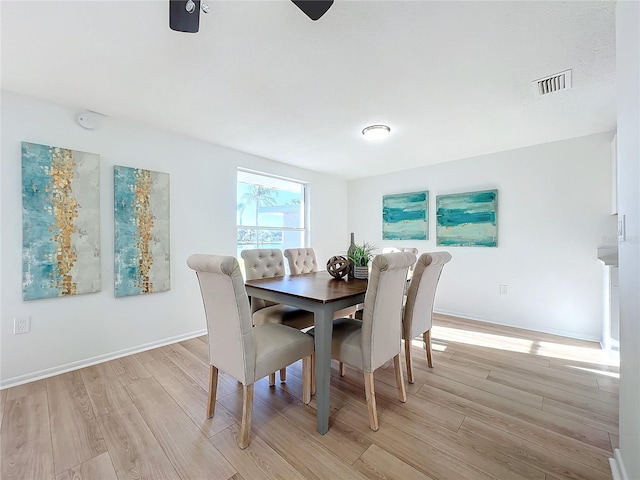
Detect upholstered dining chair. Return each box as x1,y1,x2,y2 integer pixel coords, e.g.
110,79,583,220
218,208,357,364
187,254,313,449
284,247,319,274
402,251,452,383
241,248,315,384
308,251,416,431
382,247,419,273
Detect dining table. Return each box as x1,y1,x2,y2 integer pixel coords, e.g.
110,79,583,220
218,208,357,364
245,270,368,434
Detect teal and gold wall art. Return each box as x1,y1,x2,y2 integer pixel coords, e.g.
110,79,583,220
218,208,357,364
436,189,498,247
382,191,428,240
114,166,170,297
22,142,101,300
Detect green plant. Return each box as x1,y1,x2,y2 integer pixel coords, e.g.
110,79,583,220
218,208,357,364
348,242,377,267
238,185,278,227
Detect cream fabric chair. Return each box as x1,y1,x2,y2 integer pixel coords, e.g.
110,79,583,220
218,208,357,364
241,248,315,384
187,254,313,449
402,251,452,383
308,251,416,431
284,247,319,274
350,247,417,325
382,247,419,274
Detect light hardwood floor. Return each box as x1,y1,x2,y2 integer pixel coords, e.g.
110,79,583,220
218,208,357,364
1,314,619,480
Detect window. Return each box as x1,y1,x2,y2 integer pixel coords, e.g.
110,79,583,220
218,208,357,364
236,170,308,265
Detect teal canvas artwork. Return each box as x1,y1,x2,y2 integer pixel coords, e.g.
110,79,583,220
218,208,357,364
382,191,428,240
436,190,498,247
114,166,171,297
22,142,101,300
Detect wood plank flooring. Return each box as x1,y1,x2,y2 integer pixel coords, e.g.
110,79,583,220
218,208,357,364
0,314,618,479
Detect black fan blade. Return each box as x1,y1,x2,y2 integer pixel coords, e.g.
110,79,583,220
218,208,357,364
170,0,200,33
292,0,334,21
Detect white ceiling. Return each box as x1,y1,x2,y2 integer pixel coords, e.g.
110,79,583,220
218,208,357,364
1,1,616,180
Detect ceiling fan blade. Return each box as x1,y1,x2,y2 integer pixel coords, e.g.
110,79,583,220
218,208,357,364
170,0,200,33
292,0,334,21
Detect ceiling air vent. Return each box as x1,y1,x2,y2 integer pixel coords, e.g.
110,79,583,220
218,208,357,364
533,69,572,96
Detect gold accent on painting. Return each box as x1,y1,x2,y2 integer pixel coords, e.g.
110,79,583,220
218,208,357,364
49,147,78,295
135,169,154,293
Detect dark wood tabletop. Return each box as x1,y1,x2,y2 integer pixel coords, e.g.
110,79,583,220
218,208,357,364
244,270,368,304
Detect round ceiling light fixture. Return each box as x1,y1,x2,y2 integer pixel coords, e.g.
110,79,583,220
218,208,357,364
362,124,391,141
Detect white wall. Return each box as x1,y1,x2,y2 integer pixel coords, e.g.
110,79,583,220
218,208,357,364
0,91,348,387
615,1,640,478
348,133,617,341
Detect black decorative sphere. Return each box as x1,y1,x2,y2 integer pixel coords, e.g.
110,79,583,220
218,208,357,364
327,255,350,279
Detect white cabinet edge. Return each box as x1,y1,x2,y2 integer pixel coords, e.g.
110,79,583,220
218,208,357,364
611,133,618,215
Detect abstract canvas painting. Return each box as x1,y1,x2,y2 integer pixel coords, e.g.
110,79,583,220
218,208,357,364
114,166,170,297
22,142,101,300
436,189,498,247
382,191,428,240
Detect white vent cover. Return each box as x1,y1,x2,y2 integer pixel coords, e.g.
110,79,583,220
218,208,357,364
533,69,572,96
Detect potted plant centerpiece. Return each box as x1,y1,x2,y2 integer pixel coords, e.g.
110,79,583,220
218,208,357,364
348,242,376,279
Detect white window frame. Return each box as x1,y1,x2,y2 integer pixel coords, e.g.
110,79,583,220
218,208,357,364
236,168,309,253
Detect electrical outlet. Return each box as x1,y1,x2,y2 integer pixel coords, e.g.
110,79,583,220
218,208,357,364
499,285,508,295
14,316,31,334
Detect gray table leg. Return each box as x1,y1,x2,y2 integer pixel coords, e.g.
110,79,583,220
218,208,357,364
314,304,334,434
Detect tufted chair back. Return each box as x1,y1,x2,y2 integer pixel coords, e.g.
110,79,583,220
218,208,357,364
284,248,319,274
241,248,286,313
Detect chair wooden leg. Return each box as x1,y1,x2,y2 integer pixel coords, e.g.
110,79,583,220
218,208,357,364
363,371,379,431
311,352,316,396
393,354,407,403
404,338,414,384
280,368,287,383
239,384,254,449
269,373,276,386
302,355,312,404
339,362,346,377
206,365,218,418
424,330,433,368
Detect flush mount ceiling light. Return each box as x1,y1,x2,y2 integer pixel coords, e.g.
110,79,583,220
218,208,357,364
362,124,391,141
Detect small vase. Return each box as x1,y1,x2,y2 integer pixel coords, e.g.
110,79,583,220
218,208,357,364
353,266,368,280
347,232,356,280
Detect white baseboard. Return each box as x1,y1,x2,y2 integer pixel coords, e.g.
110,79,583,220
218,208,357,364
609,449,629,480
0,329,207,390
434,309,601,343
